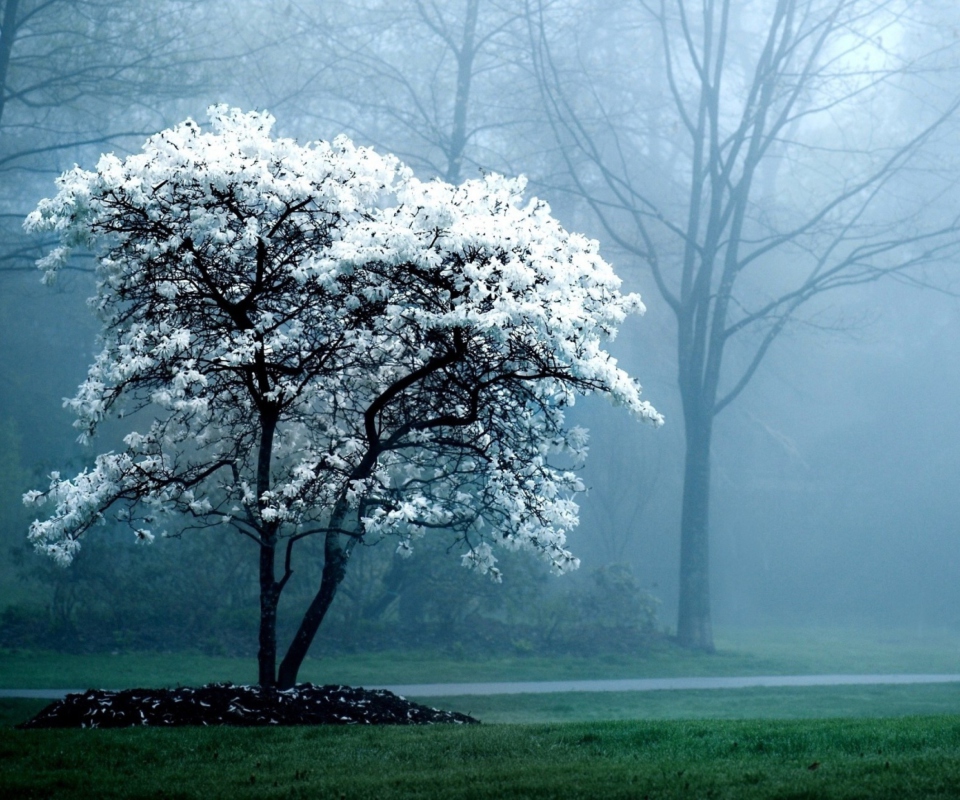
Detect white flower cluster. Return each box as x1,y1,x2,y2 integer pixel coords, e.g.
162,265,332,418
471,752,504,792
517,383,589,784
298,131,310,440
24,106,661,578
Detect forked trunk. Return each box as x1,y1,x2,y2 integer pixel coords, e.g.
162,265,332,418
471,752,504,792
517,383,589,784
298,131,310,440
276,526,355,690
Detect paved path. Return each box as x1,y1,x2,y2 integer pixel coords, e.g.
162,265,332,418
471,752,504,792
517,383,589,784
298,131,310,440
4,674,960,699
373,673,960,697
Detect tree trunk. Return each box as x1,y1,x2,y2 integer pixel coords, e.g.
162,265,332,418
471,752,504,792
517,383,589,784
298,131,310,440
444,0,479,184
0,0,20,125
255,407,280,687
276,522,355,690
257,542,280,688
676,406,715,651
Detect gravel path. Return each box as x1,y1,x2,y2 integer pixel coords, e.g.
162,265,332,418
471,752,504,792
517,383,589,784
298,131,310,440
4,673,960,700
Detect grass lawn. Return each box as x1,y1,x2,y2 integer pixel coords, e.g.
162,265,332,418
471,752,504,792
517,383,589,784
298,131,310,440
428,683,960,724
3,630,960,797
0,644,764,690
3,712,960,798
7,683,960,729
2,626,959,691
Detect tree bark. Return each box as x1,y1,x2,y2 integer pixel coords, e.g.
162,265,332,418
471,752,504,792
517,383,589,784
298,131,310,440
276,503,355,690
0,0,20,125
256,409,280,688
445,0,479,184
676,396,715,651
257,542,280,688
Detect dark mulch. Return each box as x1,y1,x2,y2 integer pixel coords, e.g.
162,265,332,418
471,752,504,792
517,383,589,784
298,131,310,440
16,683,479,728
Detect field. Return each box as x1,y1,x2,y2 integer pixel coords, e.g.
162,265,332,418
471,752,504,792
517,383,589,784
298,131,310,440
3,714,960,798
3,626,960,690
2,628,960,797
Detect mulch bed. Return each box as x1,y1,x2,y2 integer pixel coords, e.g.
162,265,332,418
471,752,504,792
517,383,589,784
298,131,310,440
16,683,479,728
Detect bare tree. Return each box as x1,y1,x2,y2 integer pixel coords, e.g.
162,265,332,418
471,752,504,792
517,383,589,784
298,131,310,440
246,0,535,183
0,0,214,274
532,0,960,649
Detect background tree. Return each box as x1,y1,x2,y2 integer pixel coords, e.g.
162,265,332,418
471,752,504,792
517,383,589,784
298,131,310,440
0,0,232,626
531,0,960,648
25,107,661,687
0,0,211,273
234,0,535,183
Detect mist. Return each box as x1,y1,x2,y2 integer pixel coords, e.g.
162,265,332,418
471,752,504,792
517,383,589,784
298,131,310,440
576,276,960,633
2,0,960,669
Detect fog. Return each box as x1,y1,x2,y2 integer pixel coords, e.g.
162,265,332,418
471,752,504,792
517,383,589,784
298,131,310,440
2,0,960,665
577,277,960,632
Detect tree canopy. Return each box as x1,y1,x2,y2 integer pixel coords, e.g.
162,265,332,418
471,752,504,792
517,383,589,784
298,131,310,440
23,107,661,686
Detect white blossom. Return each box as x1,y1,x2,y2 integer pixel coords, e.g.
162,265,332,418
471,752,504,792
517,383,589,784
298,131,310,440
23,106,660,590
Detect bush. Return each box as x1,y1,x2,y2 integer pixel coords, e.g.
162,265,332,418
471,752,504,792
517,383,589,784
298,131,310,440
3,516,663,658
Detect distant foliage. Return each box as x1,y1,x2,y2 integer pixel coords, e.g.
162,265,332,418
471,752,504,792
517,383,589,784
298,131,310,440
1,536,664,657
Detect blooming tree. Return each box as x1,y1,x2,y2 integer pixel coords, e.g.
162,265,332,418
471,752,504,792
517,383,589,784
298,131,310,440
24,107,661,688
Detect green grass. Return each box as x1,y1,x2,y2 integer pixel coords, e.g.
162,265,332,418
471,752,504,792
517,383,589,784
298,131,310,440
0,644,759,690
4,626,960,730
4,630,960,797
8,684,960,730
7,683,960,729
428,683,960,724
714,627,960,675
3,626,959,690
3,714,960,798
0,698,47,728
